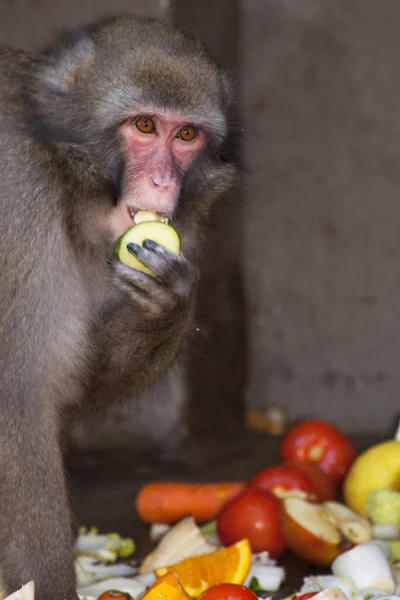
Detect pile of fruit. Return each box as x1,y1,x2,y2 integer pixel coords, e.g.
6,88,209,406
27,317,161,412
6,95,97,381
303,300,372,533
8,418,400,600
134,418,372,568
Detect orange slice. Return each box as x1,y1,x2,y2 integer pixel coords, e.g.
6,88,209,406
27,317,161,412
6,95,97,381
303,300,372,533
143,572,191,600
154,539,252,597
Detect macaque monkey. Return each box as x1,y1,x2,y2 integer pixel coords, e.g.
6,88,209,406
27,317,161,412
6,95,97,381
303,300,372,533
0,14,236,599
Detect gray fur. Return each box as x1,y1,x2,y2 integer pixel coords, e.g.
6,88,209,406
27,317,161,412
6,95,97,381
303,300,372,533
0,14,235,599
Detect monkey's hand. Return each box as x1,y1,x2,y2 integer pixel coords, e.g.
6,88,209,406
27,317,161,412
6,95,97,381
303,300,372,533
108,239,199,321
84,240,198,406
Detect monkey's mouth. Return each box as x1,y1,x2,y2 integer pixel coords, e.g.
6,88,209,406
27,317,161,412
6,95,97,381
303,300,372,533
127,206,169,225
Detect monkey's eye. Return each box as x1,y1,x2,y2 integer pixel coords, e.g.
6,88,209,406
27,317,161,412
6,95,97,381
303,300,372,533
136,117,156,134
178,125,197,142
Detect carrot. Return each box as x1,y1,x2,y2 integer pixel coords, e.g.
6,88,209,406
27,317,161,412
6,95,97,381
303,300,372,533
135,481,246,524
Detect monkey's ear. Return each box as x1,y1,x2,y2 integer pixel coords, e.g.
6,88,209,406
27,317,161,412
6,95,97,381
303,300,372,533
38,31,95,95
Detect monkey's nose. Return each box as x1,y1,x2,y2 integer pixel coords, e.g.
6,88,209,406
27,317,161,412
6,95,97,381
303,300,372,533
151,175,174,189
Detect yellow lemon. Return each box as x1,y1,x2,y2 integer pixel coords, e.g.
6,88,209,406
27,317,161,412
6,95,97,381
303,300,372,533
343,440,400,516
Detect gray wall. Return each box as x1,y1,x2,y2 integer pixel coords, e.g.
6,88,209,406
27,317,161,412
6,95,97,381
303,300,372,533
243,0,400,434
0,0,165,50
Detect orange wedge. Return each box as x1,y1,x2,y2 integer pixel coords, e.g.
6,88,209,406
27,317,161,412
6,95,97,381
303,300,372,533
154,539,252,597
143,572,191,600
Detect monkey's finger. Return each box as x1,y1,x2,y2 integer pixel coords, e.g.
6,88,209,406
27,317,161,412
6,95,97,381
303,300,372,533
127,247,198,307
129,242,199,300
107,258,153,299
142,239,181,263
127,242,188,280
108,257,169,306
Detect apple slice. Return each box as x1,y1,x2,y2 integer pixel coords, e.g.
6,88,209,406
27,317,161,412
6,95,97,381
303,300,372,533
280,497,346,566
323,501,372,545
280,497,363,566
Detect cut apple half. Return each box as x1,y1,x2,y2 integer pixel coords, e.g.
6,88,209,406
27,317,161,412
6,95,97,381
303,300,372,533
323,501,372,545
280,497,371,567
273,489,312,501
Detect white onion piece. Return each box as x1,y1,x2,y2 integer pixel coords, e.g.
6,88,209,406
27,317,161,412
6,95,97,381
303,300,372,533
76,555,137,587
367,540,393,560
332,543,395,593
252,551,276,566
140,515,216,574
299,575,356,599
309,587,350,600
244,565,285,591
4,582,34,600
76,534,110,554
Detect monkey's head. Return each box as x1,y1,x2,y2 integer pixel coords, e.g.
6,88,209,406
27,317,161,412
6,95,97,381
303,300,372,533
32,15,237,245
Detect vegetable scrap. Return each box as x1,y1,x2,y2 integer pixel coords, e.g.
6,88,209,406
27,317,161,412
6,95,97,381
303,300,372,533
8,417,400,600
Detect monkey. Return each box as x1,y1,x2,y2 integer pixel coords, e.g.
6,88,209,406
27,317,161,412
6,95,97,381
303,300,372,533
0,14,236,600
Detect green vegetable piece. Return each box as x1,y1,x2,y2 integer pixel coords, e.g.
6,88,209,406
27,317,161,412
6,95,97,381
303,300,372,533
366,488,400,527
388,540,400,562
74,528,135,564
105,533,135,559
113,221,181,276
248,577,266,593
199,520,217,536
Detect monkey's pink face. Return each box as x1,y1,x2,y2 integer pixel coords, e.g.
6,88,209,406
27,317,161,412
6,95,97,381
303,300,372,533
111,112,207,238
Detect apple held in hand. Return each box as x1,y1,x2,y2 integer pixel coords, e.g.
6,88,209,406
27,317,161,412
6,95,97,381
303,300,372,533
216,488,286,558
279,497,372,567
249,460,336,503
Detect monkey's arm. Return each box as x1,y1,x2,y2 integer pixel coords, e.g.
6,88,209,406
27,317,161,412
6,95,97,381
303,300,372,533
0,123,88,599
0,402,77,599
84,242,198,405
0,270,79,599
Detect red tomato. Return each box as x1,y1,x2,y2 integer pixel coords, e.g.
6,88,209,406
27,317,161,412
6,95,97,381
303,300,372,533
296,594,318,600
249,460,336,502
199,584,258,600
280,419,356,487
216,488,286,557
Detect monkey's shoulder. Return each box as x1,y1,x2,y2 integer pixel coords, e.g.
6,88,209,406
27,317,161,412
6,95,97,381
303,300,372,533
0,47,34,116
0,46,34,77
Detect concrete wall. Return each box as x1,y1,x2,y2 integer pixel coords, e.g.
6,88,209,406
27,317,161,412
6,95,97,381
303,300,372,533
0,0,164,50
242,0,400,434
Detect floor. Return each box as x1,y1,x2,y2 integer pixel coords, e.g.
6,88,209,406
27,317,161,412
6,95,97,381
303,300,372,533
68,431,380,592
